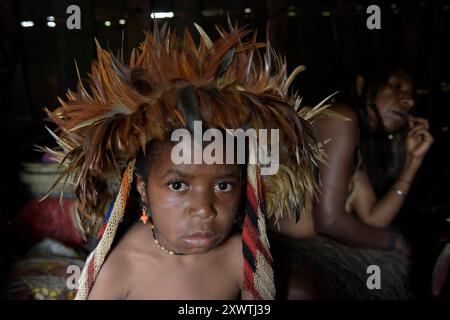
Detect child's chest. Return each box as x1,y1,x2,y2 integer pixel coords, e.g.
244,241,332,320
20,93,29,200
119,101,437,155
125,257,240,299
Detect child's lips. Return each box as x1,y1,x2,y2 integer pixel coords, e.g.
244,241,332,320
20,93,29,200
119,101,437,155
181,231,219,247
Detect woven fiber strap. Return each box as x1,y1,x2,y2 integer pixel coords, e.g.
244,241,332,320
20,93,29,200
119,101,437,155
242,140,276,299
75,160,135,300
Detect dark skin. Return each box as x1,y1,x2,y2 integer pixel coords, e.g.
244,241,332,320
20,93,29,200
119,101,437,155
314,70,433,253
274,69,434,254
312,103,398,250
88,140,252,299
268,69,434,300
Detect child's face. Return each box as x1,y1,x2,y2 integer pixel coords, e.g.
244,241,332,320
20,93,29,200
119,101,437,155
137,140,244,255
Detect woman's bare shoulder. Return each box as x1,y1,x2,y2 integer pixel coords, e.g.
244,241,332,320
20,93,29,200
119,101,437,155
314,102,359,142
330,102,359,122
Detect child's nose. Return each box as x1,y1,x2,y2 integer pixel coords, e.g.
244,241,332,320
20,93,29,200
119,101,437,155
187,194,217,220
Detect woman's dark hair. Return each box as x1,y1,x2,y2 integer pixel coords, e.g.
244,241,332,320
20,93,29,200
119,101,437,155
343,58,411,196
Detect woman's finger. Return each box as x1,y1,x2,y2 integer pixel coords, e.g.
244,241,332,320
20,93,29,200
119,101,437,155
409,124,428,135
420,130,434,143
410,117,429,129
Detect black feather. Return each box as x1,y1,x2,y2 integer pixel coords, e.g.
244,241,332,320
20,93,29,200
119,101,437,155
215,47,235,79
176,85,202,132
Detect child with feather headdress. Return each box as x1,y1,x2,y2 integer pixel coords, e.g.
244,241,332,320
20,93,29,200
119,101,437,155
44,21,330,299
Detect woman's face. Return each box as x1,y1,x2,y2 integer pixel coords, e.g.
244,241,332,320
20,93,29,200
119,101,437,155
371,69,415,133
137,140,244,255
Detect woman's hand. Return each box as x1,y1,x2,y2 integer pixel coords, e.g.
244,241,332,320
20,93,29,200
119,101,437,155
405,116,434,163
393,117,432,195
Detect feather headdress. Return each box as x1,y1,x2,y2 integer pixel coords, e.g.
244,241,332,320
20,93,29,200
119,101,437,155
44,21,332,300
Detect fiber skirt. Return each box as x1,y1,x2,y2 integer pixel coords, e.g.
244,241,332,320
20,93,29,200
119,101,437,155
269,232,413,299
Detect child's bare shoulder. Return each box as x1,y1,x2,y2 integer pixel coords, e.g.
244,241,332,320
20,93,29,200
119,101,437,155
88,224,154,299
87,241,132,299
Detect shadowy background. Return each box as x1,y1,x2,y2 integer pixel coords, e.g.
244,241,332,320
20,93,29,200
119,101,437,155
0,0,449,299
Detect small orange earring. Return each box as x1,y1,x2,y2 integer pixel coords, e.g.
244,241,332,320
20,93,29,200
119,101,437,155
140,205,149,224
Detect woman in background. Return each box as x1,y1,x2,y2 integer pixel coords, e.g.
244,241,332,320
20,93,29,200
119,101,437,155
270,60,434,299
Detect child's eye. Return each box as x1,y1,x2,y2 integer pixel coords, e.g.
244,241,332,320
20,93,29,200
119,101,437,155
169,181,188,192
214,182,233,192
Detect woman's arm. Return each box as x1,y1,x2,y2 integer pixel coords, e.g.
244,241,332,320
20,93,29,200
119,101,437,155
352,117,433,227
352,161,418,228
312,104,397,250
